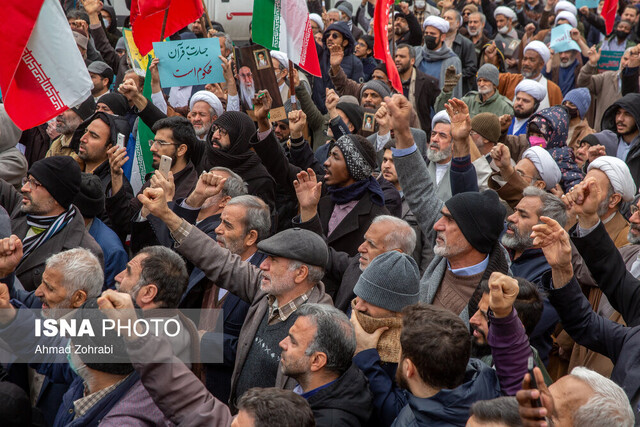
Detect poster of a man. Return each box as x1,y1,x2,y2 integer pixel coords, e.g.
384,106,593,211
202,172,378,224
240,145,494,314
363,113,375,131
237,46,286,121
255,49,270,69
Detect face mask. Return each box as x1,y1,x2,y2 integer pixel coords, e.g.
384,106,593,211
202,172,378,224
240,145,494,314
103,18,111,28
415,0,426,8
566,107,579,119
424,35,438,50
529,136,547,148
616,30,630,39
498,26,509,34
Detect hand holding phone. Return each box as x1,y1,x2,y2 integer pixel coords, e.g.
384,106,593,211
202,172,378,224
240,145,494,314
158,155,172,178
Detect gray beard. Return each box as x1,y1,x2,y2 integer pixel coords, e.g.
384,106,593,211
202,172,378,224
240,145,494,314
468,29,479,36
628,226,640,244
426,145,452,163
559,59,575,68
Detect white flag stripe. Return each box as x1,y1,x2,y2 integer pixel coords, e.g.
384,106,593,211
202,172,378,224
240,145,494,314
28,0,92,108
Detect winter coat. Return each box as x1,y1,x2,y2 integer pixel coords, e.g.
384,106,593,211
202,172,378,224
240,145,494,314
601,93,640,189
435,89,513,118
576,62,624,131
391,359,500,427
416,45,463,99
308,364,374,426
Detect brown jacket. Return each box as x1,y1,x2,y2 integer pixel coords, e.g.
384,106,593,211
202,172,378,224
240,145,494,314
576,62,623,131
175,224,333,410
555,212,629,378
567,119,595,152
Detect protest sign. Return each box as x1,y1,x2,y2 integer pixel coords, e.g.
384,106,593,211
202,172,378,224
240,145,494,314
550,24,581,53
576,0,599,8
123,28,155,74
153,38,224,87
598,50,624,71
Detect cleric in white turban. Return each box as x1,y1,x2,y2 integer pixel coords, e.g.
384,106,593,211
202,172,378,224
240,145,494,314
522,146,562,190
494,6,517,21
189,90,223,118
555,11,577,28
588,156,637,202
524,41,551,64
555,1,578,17
515,79,547,102
422,15,449,33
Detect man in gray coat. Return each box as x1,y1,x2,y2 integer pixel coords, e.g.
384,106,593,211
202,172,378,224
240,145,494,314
387,96,509,324
139,182,333,411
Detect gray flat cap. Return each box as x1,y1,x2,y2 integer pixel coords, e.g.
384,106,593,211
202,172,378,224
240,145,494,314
257,228,328,268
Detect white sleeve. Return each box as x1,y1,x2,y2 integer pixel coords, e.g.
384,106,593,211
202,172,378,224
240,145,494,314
151,91,168,115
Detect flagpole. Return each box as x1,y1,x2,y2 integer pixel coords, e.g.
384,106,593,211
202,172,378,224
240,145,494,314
389,5,395,93
289,60,297,110
201,0,215,33
160,7,169,41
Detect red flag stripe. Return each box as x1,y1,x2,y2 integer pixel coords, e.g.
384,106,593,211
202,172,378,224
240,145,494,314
373,0,402,94
603,0,618,35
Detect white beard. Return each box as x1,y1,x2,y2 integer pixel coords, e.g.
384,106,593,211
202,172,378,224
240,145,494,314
240,83,256,108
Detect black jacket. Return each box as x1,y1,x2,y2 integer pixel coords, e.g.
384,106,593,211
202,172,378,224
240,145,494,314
412,69,440,134
308,364,374,427
600,93,640,189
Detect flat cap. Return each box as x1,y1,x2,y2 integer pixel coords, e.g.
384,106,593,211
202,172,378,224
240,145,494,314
257,228,328,268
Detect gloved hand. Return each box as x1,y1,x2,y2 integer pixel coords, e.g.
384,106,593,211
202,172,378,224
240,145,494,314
443,65,461,93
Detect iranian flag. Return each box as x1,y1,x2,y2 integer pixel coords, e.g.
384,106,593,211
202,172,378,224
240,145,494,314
252,0,321,77
127,65,155,195
0,0,92,130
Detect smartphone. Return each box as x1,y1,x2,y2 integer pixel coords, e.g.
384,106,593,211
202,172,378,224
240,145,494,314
528,356,543,409
159,155,172,178
116,133,125,149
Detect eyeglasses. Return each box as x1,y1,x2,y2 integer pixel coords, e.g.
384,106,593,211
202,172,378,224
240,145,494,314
22,176,42,190
469,130,478,137
631,205,640,216
211,125,228,137
328,32,341,40
239,71,252,78
148,139,179,148
516,169,540,182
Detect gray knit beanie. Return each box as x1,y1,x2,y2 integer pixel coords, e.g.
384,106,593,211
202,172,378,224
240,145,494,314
476,63,499,88
353,251,420,313
360,79,392,100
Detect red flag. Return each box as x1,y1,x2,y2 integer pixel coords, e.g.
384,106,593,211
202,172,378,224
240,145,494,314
373,0,402,93
131,0,204,56
0,0,93,130
603,0,618,35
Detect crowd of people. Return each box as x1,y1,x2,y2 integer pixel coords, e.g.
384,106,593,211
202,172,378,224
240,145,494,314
1,0,640,425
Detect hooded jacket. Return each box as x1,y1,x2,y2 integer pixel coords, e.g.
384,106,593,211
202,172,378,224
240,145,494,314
307,363,374,426
314,22,365,112
100,6,123,48
416,44,463,99
0,105,27,190
528,107,584,192
601,93,640,187
391,359,500,427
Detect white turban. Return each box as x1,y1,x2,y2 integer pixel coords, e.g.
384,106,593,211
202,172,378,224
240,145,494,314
555,11,577,28
494,6,517,21
423,15,449,33
270,51,289,69
309,13,324,31
587,156,637,202
431,110,451,129
515,79,547,101
524,40,551,64
555,1,578,16
522,146,562,190
189,90,223,118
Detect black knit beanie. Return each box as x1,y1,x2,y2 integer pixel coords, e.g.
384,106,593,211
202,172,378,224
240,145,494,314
74,173,104,219
444,190,506,254
97,92,129,116
71,96,97,121
211,111,256,154
28,156,81,209
336,102,364,131
334,134,377,181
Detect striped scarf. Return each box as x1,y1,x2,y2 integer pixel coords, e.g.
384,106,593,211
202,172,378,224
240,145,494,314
21,207,76,263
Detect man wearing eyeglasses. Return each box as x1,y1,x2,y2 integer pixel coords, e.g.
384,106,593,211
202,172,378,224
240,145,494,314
0,156,103,292
106,116,199,252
